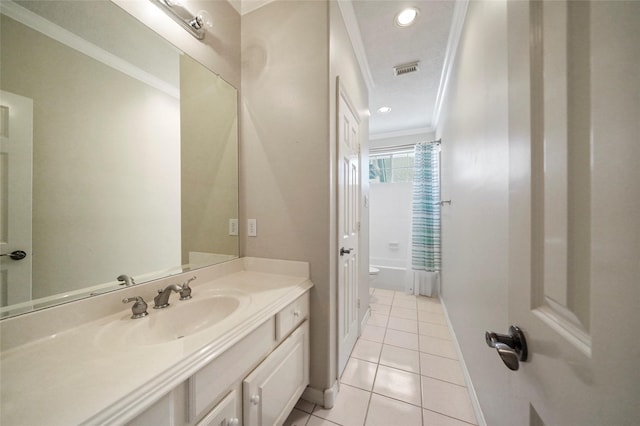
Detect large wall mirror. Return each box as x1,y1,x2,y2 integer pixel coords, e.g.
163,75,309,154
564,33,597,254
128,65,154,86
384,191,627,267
0,0,239,318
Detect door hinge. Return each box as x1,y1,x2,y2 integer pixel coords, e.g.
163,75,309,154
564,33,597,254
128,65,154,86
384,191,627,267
357,298,360,309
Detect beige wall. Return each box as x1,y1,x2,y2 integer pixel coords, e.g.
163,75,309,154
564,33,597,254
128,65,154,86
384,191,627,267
436,1,512,424
180,55,239,264
113,0,241,89
240,0,332,392
240,0,369,397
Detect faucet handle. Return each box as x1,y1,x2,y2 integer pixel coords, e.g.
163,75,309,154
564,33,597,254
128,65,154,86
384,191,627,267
123,296,148,319
179,276,197,300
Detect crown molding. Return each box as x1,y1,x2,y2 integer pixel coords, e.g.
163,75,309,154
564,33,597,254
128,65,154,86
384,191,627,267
432,0,469,129
370,127,434,141
336,0,375,92
227,0,242,15
231,0,277,16
0,0,179,99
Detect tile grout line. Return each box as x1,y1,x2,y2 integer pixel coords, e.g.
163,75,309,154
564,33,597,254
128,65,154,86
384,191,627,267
308,289,475,426
414,293,426,424
389,291,475,424
370,289,395,425
362,287,384,426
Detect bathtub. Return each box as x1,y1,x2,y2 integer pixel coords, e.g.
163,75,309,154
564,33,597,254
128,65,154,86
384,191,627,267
369,257,412,292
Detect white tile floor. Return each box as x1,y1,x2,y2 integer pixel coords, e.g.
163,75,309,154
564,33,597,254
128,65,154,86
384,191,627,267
283,288,478,426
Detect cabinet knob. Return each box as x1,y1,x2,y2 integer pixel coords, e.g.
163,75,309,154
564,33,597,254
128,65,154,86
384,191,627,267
227,418,239,426
250,394,260,405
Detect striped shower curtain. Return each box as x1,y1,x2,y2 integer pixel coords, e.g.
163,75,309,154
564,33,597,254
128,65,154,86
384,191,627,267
410,141,440,296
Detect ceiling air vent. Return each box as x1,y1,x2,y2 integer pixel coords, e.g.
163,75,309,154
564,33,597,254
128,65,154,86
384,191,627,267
393,61,420,76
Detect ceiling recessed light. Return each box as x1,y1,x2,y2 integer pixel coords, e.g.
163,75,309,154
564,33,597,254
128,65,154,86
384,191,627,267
395,8,419,27
377,106,391,113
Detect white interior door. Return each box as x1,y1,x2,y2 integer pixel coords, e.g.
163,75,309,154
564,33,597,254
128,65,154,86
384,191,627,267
505,1,640,424
0,90,33,307
337,83,360,376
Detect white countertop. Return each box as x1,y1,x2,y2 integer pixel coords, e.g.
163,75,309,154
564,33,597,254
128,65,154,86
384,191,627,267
0,258,313,425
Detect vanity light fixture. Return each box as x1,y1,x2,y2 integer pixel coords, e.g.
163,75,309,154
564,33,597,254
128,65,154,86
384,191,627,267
150,0,212,40
395,7,419,27
377,106,392,113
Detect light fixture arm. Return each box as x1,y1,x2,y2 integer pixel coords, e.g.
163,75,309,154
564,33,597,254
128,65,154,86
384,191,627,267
150,0,207,40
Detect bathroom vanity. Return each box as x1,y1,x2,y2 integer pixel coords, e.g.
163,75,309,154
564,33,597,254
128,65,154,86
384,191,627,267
0,258,312,426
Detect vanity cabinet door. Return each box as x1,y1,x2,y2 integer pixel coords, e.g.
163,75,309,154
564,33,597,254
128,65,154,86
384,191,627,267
196,391,238,426
243,321,309,426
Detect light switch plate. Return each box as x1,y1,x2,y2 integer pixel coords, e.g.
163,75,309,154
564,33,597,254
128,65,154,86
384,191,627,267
229,219,238,236
248,219,257,237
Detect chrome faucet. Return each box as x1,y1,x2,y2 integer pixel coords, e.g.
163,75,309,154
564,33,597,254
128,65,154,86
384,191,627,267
123,296,148,319
153,284,183,309
117,274,136,286
153,276,196,309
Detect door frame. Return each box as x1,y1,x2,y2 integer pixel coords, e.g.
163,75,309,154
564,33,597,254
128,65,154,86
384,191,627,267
336,77,361,378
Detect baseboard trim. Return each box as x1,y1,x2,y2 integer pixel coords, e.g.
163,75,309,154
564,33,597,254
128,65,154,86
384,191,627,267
440,299,487,426
360,307,370,334
301,380,340,409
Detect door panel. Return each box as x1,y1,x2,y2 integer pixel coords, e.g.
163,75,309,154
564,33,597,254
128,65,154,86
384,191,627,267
507,1,640,424
337,82,360,376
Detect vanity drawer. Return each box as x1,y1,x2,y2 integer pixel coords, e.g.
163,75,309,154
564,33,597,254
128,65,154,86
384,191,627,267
275,293,309,341
196,390,238,426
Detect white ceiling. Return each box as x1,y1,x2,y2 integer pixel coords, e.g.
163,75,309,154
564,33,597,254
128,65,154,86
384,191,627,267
347,1,455,138
234,0,458,139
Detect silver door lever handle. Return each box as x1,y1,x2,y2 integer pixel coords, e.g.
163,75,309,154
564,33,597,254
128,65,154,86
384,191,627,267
340,247,353,256
0,250,27,260
485,325,528,371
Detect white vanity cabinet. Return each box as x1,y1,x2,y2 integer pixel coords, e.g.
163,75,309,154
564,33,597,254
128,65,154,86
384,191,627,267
1,259,313,426
128,291,310,426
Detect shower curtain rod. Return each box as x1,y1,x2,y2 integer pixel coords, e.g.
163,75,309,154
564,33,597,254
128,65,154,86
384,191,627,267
370,139,441,154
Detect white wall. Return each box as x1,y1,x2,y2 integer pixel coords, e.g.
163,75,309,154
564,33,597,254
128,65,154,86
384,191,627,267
369,182,412,267
436,1,513,425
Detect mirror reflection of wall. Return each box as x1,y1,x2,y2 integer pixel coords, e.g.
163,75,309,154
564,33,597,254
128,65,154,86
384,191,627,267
0,1,238,314
180,56,238,267
2,11,181,301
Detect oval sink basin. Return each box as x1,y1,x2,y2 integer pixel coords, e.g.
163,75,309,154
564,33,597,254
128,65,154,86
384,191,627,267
96,291,248,350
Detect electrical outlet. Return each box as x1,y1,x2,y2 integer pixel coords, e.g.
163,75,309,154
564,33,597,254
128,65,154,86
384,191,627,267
248,219,257,237
229,219,238,236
